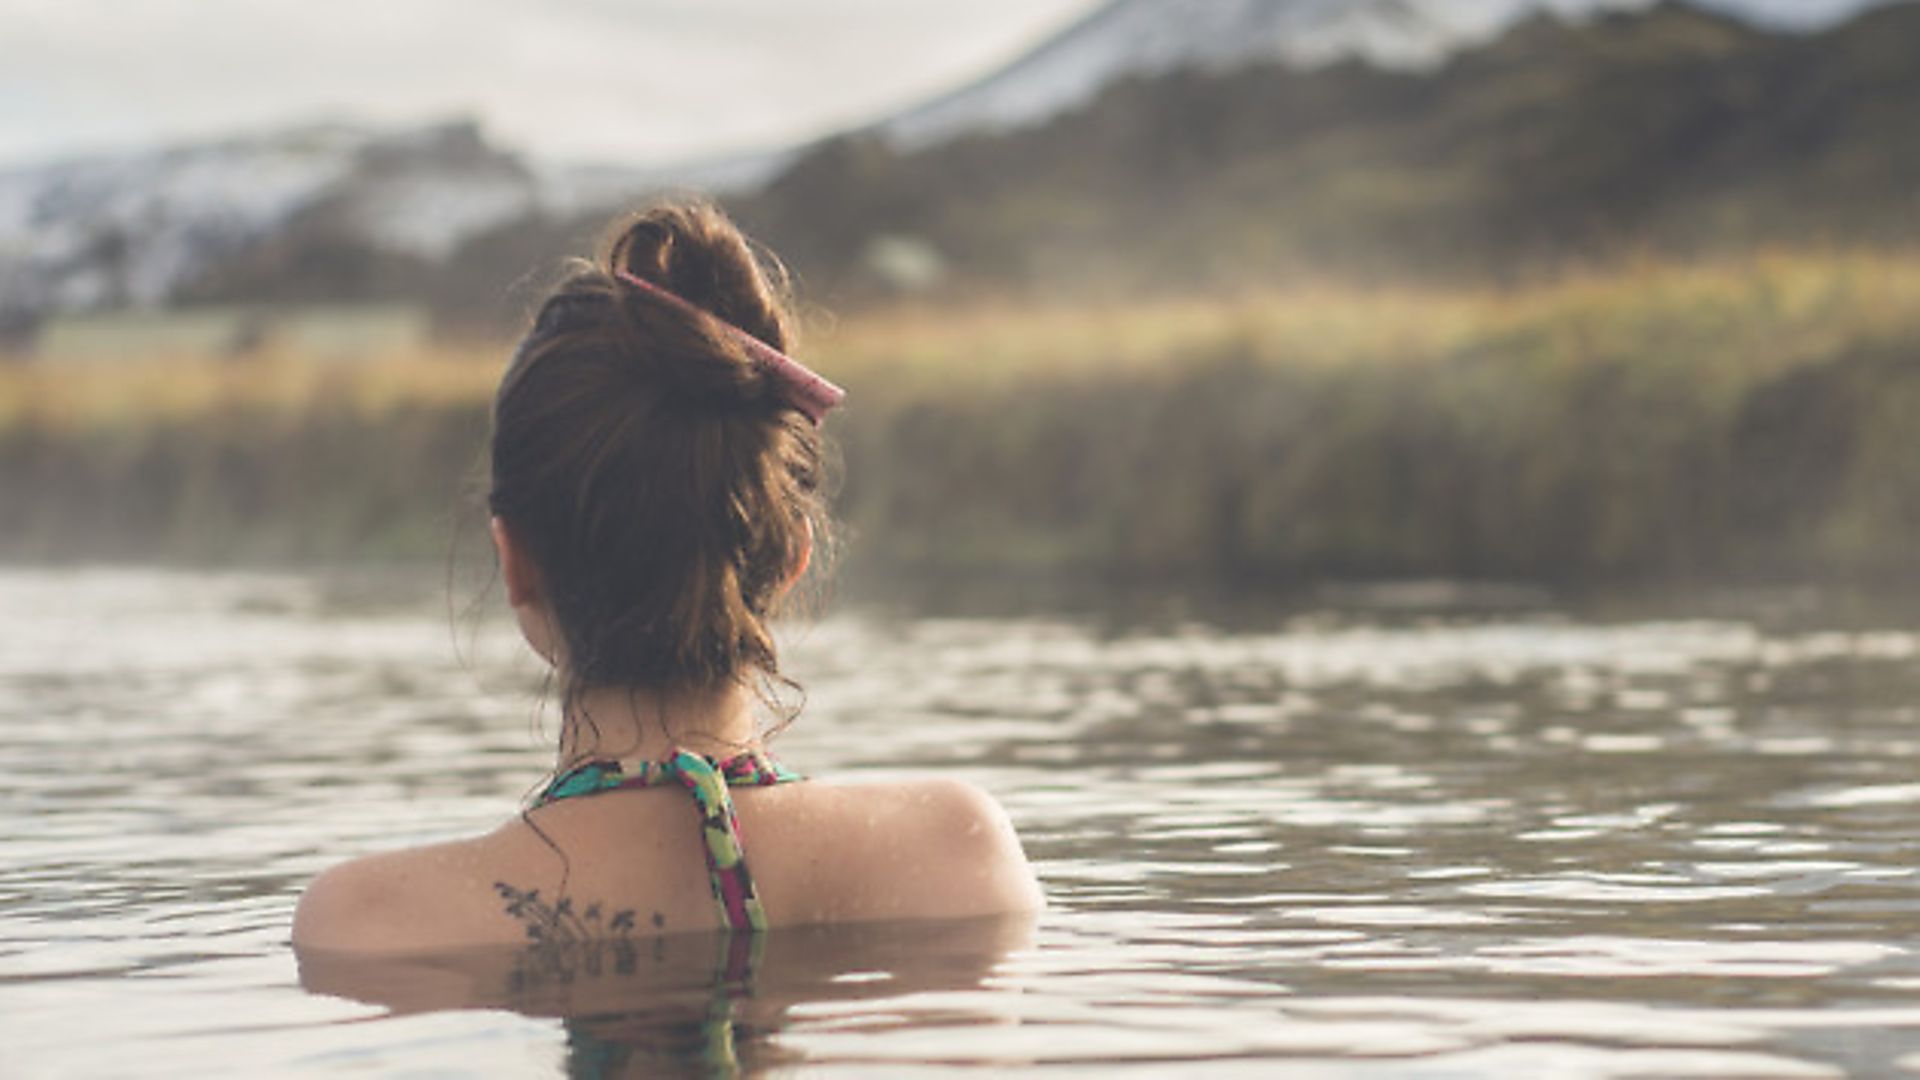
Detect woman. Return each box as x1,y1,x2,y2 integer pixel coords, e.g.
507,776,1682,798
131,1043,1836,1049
294,202,1042,952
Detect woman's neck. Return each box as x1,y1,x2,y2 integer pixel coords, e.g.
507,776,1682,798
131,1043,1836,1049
555,681,761,770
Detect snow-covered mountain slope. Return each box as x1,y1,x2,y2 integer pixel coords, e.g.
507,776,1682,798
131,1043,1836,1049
332,127,539,261
0,126,359,312
0,121,540,316
879,0,1898,146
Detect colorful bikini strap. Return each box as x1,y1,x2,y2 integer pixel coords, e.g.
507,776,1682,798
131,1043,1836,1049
614,269,845,426
665,750,772,932
532,748,798,933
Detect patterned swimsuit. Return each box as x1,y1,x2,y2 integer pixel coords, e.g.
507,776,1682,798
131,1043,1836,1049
532,749,802,932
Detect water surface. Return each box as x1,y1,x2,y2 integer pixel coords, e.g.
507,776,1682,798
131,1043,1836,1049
4,568,1920,1076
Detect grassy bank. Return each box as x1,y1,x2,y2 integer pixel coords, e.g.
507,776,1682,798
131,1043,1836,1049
6,251,1920,583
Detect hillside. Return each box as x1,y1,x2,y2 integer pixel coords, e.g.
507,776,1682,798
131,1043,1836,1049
737,2,1920,299
0,121,564,341
880,0,1500,147
878,0,1898,146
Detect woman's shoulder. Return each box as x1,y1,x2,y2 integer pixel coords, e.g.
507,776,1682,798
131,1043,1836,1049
758,776,1046,923
853,777,1028,855
292,832,504,953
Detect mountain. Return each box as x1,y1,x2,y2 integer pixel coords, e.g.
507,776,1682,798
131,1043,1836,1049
3,0,1914,339
0,120,552,327
0,115,807,336
879,0,1900,146
736,1,1920,295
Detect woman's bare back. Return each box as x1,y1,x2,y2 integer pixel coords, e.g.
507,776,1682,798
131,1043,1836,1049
293,775,1041,953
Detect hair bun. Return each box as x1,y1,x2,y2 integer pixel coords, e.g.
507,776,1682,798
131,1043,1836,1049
605,201,792,357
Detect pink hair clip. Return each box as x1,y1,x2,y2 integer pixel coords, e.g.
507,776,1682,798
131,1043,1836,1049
615,269,845,425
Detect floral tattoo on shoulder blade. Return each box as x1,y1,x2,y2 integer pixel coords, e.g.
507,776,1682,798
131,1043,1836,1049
494,882,668,993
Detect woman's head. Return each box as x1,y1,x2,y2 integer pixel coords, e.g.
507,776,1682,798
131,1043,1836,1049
486,200,831,711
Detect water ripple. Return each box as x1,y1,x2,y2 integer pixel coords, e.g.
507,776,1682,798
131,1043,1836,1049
7,569,1920,1075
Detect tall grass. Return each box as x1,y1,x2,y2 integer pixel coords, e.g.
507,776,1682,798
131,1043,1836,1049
6,251,1920,581
0,347,499,433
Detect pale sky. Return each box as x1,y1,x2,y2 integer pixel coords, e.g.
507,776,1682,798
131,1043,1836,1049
0,0,1887,169
0,0,1098,167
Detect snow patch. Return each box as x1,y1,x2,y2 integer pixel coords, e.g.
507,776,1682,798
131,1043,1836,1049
876,0,1874,147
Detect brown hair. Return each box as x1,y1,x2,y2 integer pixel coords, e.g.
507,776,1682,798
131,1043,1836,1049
487,200,830,718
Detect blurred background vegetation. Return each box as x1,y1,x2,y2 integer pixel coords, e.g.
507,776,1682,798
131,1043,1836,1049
5,1,1920,587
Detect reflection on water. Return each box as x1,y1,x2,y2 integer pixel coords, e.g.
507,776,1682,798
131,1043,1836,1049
3,567,1920,1076
300,917,1030,1077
